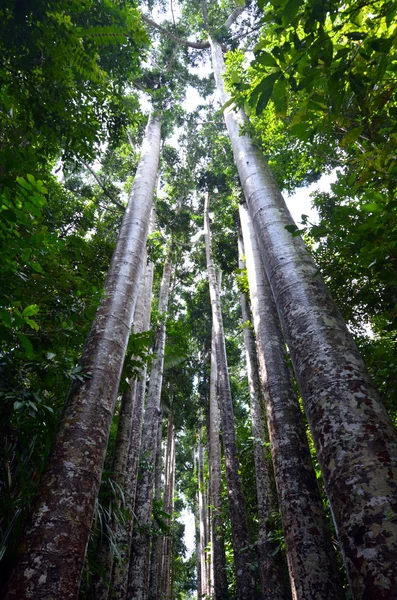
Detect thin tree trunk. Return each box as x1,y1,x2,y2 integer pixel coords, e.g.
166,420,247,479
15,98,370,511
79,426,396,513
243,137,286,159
198,407,209,598
110,257,155,600
211,37,397,597
208,318,229,600
162,414,175,600
238,232,289,600
240,202,344,599
148,417,163,600
204,192,256,599
4,114,161,600
127,248,173,600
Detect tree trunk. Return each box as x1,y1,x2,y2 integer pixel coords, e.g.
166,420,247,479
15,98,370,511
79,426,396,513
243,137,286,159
211,37,397,597
148,416,163,600
161,412,175,600
110,256,155,600
240,202,344,599
4,114,161,600
207,325,229,600
94,254,151,600
238,232,289,600
204,192,256,599
127,248,173,600
198,406,209,598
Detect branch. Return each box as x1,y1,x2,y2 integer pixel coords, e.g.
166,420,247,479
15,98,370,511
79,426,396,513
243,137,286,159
202,0,209,30
141,14,210,49
223,6,245,30
79,160,125,210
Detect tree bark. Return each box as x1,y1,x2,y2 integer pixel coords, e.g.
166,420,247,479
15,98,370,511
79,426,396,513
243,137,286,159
148,416,163,600
127,248,173,600
3,114,161,600
108,253,155,600
198,406,209,598
211,37,397,598
238,232,289,600
161,412,175,600
204,192,256,599
240,202,345,599
207,329,229,600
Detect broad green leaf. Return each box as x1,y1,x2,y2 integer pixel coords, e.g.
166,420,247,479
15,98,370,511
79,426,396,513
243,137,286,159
251,72,281,114
25,318,39,331
341,126,364,147
16,177,33,191
361,203,382,213
220,98,235,112
22,304,40,317
17,333,34,358
272,77,287,117
0,309,12,328
31,262,43,273
256,51,278,68
282,0,301,26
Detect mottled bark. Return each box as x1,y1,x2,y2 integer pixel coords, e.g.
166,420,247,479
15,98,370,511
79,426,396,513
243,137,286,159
127,249,172,600
3,114,161,600
110,258,155,600
238,233,289,600
204,192,256,599
208,310,229,600
240,203,344,599
148,417,163,600
211,35,397,596
198,407,209,598
161,413,175,600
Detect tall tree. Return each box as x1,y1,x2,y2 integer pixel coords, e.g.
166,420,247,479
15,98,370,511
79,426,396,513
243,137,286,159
207,326,229,600
110,254,155,600
239,202,344,598
204,191,256,599
3,113,161,600
197,405,209,598
209,27,397,598
127,246,173,600
237,231,288,600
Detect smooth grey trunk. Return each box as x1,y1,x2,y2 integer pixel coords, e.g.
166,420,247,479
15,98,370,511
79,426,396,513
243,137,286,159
4,114,161,600
204,192,256,599
240,203,344,599
110,258,155,600
148,417,163,600
211,36,397,597
208,313,229,600
238,233,289,600
94,262,149,600
127,248,173,600
198,407,209,598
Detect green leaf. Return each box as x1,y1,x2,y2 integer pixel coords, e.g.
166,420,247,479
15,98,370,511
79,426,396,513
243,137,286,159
220,98,235,112
25,318,39,331
251,72,281,115
361,203,382,213
282,0,301,26
16,177,33,191
272,77,287,117
31,262,43,273
368,38,393,53
22,304,40,317
17,333,34,358
255,51,278,68
341,126,364,147
0,309,12,328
